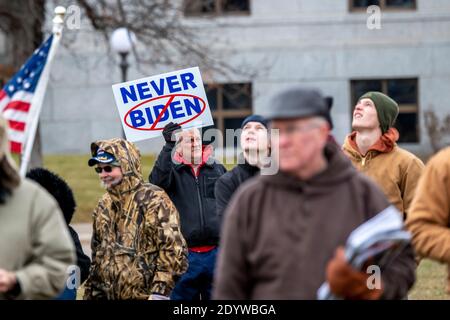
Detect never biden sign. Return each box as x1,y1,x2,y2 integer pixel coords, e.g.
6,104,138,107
112,67,213,142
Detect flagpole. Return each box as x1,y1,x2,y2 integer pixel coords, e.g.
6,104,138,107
19,6,66,177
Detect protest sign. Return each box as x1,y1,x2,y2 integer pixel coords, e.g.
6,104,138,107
112,66,213,142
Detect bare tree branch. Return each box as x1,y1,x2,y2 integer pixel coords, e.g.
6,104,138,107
0,0,44,68
3,0,263,81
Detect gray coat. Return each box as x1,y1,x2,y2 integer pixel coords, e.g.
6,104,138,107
0,179,75,299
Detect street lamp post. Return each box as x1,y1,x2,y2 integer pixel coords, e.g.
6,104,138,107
110,27,136,139
119,52,129,85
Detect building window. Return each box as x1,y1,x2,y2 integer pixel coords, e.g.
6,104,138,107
349,0,416,11
184,0,250,17
350,78,419,143
205,82,252,147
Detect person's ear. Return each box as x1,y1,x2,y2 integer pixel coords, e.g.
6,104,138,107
319,121,330,141
176,143,182,156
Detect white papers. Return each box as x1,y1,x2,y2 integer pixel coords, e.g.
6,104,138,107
317,205,411,300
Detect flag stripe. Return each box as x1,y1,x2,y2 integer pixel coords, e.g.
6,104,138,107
1,35,54,154
2,109,29,123
0,99,9,112
10,141,22,154
8,120,26,132
7,127,25,142
0,91,9,112
10,91,34,104
3,100,31,113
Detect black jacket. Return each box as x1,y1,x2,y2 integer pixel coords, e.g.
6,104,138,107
149,143,226,247
215,159,259,220
68,226,91,283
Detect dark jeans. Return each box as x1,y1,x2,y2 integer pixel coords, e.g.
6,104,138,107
170,248,218,300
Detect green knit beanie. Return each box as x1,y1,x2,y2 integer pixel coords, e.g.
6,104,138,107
359,91,399,134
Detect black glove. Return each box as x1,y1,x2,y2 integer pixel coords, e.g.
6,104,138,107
162,122,182,145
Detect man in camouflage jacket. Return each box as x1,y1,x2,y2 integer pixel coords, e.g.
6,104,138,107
84,138,188,300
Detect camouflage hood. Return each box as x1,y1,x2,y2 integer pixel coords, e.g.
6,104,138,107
90,138,142,198
85,138,188,299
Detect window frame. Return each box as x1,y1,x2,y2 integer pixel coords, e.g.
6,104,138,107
349,0,417,12
184,0,251,17
350,78,420,143
205,82,253,147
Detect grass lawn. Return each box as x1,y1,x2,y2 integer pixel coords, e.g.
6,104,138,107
410,259,450,300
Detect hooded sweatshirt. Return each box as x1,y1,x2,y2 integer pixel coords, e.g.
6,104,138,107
213,142,416,299
342,128,424,219
83,139,188,300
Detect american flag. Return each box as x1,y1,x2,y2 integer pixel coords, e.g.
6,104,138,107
0,35,54,154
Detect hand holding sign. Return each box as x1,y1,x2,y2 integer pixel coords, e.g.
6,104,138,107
163,122,182,145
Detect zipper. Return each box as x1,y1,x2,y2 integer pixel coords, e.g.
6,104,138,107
361,151,373,167
195,176,205,231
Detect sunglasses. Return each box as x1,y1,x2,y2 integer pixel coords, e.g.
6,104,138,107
95,166,114,173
